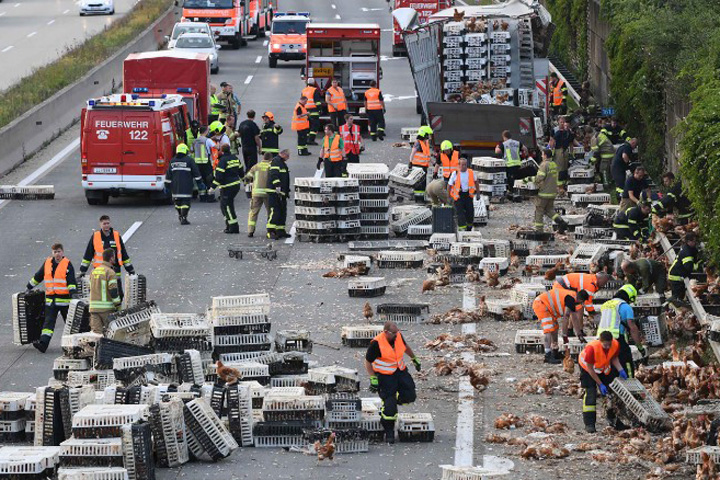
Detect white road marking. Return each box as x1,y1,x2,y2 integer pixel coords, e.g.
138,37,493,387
13,3,20,7
122,221,143,243
0,138,80,211
463,283,476,311
63,9,70,14
27,32,37,38
381,28,392,32
456,322,476,467
361,7,384,11
47,19,55,25
255,55,262,63
335,14,341,19
263,40,268,46
244,75,253,84
313,168,323,179
1,46,14,53
284,222,296,244
331,4,336,8
456,0,468,4
0,12,6,17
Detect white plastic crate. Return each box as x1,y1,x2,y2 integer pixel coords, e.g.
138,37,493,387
183,398,238,460
359,226,387,237
294,177,358,189
636,293,663,308
67,370,116,391
569,244,607,271
511,284,547,319
390,208,432,233
397,412,435,441
514,180,538,190
343,255,372,269
491,31,511,42
567,183,603,194
341,325,384,346
294,206,336,217
337,219,361,229
491,54,512,65
348,277,386,290
57,467,129,480
490,65,511,77
641,316,663,347
53,357,90,376
443,58,463,69
686,446,720,465
449,242,484,258
608,378,671,431
293,192,334,203
465,57,487,69
490,43,511,53
308,366,359,385
440,465,507,480
399,128,420,141
61,332,103,358
72,404,148,430
207,362,270,380
430,233,457,250
113,353,174,371
121,274,147,311
0,392,34,413
0,446,61,475
526,254,568,267
60,437,123,459
376,251,424,262
213,332,271,347
465,33,487,46
270,375,310,388
106,304,158,345
0,419,26,433
479,257,509,273
477,183,506,195
389,165,426,186
149,398,189,468
568,167,595,179
265,387,306,398
486,299,523,316
475,171,506,183
295,219,337,231
457,231,484,243
358,185,390,197
571,193,611,206
514,329,545,353
262,395,324,414
466,70,487,82
209,312,268,328
211,294,271,317
443,69,464,82
466,46,487,57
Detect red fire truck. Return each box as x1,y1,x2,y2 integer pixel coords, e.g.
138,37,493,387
392,0,454,56
304,23,381,126
80,94,189,205
182,0,248,49
247,0,273,38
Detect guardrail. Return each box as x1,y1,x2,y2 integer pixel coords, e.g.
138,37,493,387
0,6,180,178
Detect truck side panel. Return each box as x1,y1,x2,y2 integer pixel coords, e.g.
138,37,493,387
404,22,443,120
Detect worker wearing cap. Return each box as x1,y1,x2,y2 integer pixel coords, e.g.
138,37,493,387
325,79,348,128
291,95,311,157
409,127,433,197
436,140,459,185
578,330,625,433
553,272,611,316
668,232,701,307
365,322,420,444
613,202,651,241
533,287,589,364
364,80,386,141
260,112,283,156
597,284,645,378
318,123,346,178
165,144,204,225
533,148,569,234
302,78,323,145
495,130,527,195
447,157,478,231
621,259,667,299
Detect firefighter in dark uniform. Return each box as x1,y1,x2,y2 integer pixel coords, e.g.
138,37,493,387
668,232,701,307
260,111,283,156
267,149,291,240
214,143,243,234
364,80,386,141
659,172,694,224
613,202,651,241
165,144,204,225
26,243,77,352
79,215,135,299
365,322,420,444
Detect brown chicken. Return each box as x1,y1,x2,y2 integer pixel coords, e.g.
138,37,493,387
500,20,509,31
477,295,487,317
363,302,373,321
584,184,597,194
216,360,242,385
544,261,563,281
562,348,574,375
502,307,523,322
485,270,500,287
468,367,490,391
465,265,481,283
314,432,335,464
452,8,464,21
697,451,718,480
322,265,367,278
509,251,520,269
422,279,436,293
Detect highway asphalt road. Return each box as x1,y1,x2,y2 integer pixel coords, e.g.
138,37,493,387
0,0,491,478
0,0,140,91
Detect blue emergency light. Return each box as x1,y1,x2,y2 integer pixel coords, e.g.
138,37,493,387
88,100,95,106
177,87,193,93
161,94,167,98
133,87,149,93
131,94,139,100
149,101,156,107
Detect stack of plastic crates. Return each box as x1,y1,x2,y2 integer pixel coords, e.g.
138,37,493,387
473,196,489,226
0,446,62,479
11,290,45,346
465,32,489,87
183,398,238,461
471,158,507,199
348,277,386,298
510,283,547,319
304,427,370,454
176,350,205,386
112,354,175,386
608,378,672,432
347,163,390,240
635,293,664,316
121,422,154,480
442,21,466,99
209,293,271,359
254,388,323,448
568,243,607,272
0,185,55,200
376,303,430,323
514,330,544,354
294,177,361,242
429,232,457,251
150,313,212,354
389,205,431,236
148,398,189,468
397,413,434,442
94,337,154,370
341,325,384,348
0,392,34,443
63,299,90,336
388,164,427,202
24,395,36,440
106,301,160,346
306,366,360,395
359,397,383,442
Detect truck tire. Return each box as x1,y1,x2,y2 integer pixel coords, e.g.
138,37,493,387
250,24,259,39
86,191,108,206
240,36,247,47
268,56,277,68
230,35,241,50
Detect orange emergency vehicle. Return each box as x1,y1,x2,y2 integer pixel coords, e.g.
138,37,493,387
267,11,310,68
248,0,273,38
182,0,249,49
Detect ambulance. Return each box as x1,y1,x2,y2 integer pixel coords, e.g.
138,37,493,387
267,11,310,68
80,94,189,205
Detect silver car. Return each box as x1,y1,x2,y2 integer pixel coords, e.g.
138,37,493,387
166,22,213,49
170,33,220,74
79,0,114,15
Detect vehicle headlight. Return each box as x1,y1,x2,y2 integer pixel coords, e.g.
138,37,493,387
272,43,281,49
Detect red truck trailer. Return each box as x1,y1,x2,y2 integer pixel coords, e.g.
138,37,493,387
392,0,454,57
123,51,211,123
305,23,381,126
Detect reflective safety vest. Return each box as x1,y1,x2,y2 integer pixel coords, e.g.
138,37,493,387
554,273,599,313
185,128,197,153
440,150,460,179
340,123,361,155
92,230,123,268
302,86,319,110
210,140,222,169
597,299,628,339
365,88,382,110
579,339,620,375
44,257,70,296
326,86,347,112
291,103,310,131
538,287,576,318
323,134,343,162
411,139,431,167
371,332,407,375
552,80,566,106
210,94,223,115
503,139,522,167
450,169,476,200
252,161,272,196
194,136,209,165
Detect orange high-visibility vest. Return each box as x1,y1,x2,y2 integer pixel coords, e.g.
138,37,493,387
291,103,310,131
411,139,431,167
441,150,460,179
538,287,577,318
44,257,70,296
553,273,600,313
92,230,123,268
340,123,361,155
552,80,566,106
301,86,318,109
364,88,382,110
450,169,476,200
323,134,343,162
579,339,620,375
210,140,221,169
371,332,407,375
327,86,347,112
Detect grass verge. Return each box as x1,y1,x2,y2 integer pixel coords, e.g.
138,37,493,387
0,0,173,129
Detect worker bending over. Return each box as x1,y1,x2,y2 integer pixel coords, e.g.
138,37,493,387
533,287,589,364
597,285,646,378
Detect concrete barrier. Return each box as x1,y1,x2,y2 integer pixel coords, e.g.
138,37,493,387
0,6,181,178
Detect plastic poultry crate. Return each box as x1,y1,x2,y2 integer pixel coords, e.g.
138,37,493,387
571,193,611,207
183,398,238,461
0,392,34,421
113,354,174,382
94,337,154,370
210,311,270,331
59,438,123,468
480,239,510,258
121,274,147,311
465,32,487,46
105,302,158,346
685,446,720,465
358,186,390,199
0,446,61,478
66,370,116,391
514,329,545,354
71,404,148,439
609,378,671,432
213,332,271,351
568,167,595,179
270,375,310,389
262,396,325,423
397,413,434,442
390,209,432,235
449,242,484,258
0,184,55,200
638,316,664,346
63,299,90,336
11,290,45,346
479,257,509,274
275,330,312,353
348,277,386,298
226,383,253,447
210,294,271,317
57,467,130,480
429,233,457,251
149,313,211,338
376,303,430,323
148,399,189,468
375,250,424,268
510,285,547,319
121,422,154,480
341,325,384,348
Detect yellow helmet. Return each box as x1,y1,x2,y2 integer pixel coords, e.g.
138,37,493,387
419,125,433,137
176,143,189,154
441,140,453,151
619,284,638,304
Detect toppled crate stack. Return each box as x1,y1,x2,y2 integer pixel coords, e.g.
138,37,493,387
471,158,507,199
106,301,160,346
121,422,155,480
176,350,205,386
12,290,45,345
0,446,62,480
226,383,253,447
294,177,361,242
183,398,238,461
121,274,147,310
63,299,90,336
150,313,212,353
568,243,607,272
341,325,384,348
397,413,435,442
0,185,55,200
390,205,431,236
112,354,175,386
347,163,390,240
608,378,672,432
148,398,189,468
0,392,34,443
376,303,430,323
388,164,426,202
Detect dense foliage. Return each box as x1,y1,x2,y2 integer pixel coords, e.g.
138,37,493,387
545,0,588,79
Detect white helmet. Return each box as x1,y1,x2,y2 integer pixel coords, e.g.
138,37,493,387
307,77,315,85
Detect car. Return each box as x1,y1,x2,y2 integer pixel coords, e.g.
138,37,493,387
267,12,310,68
166,22,214,49
169,33,220,74
79,0,114,16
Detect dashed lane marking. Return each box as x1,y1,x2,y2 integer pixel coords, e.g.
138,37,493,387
263,40,268,46
255,55,262,63
335,14,341,19
1,46,14,53
331,4,336,8
63,9,69,14
47,19,55,25
122,221,143,242
27,32,37,38
455,284,476,467
244,75,253,84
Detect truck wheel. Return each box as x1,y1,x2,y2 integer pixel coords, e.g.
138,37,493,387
86,191,108,205
240,35,247,47
268,56,277,68
230,35,241,50
211,66,219,74
250,24,258,39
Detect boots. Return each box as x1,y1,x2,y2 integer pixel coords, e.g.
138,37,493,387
552,348,564,360
248,231,254,238
267,230,278,240
544,351,561,364
180,216,190,225
226,223,240,234
33,335,50,353
555,217,569,234
583,411,596,433
385,430,395,444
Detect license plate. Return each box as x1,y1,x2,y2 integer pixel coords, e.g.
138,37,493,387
94,167,117,174
286,49,298,53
